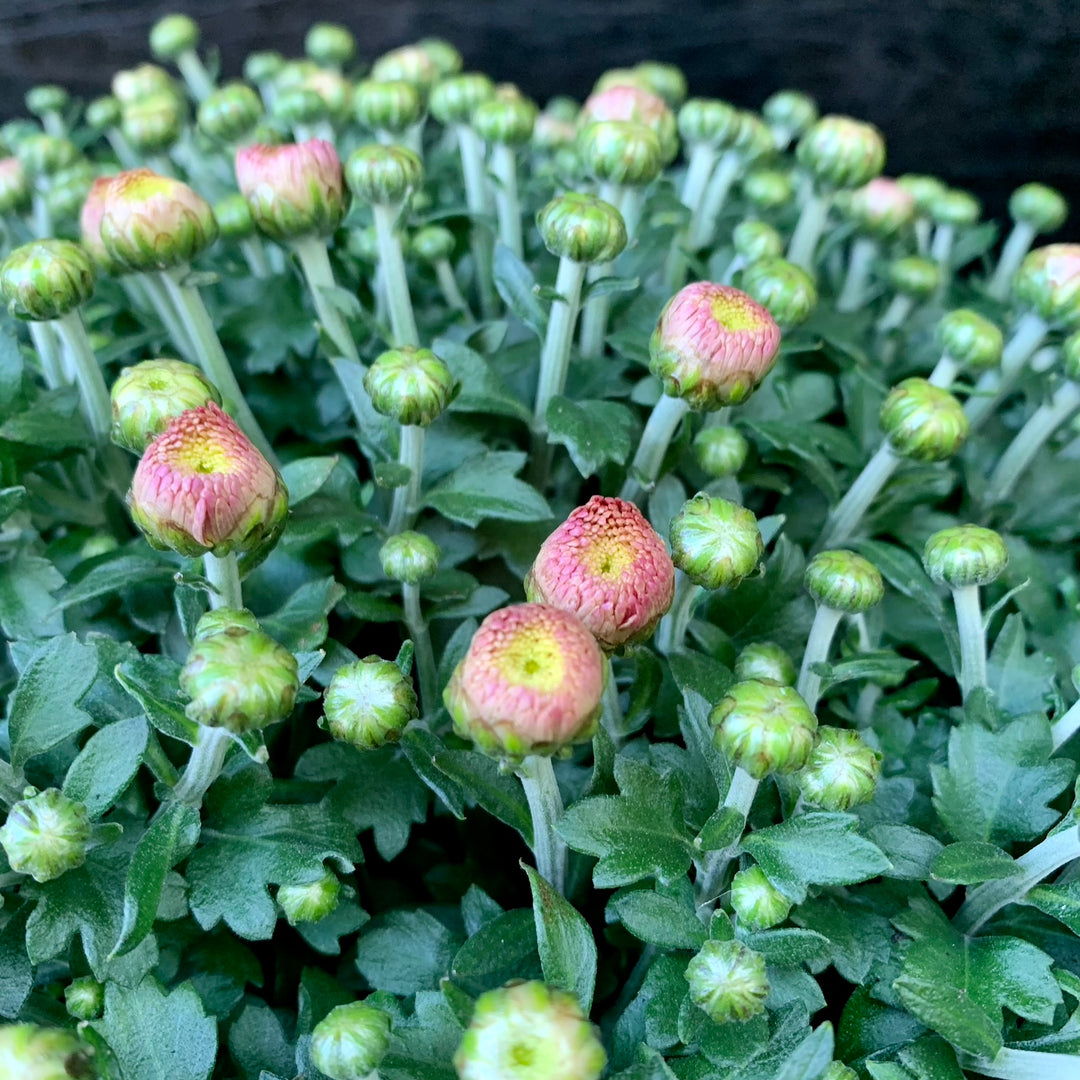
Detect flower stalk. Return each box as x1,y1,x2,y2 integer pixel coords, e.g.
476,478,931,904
289,233,361,363
517,754,567,895
371,202,420,346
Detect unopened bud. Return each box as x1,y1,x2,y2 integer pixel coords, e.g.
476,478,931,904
272,87,332,129
537,192,627,265
825,1064,859,1080
121,92,185,154
936,309,1003,372
65,977,105,1021
363,346,455,426
0,1024,98,1080
473,96,538,147
1013,244,1080,329
410,224,455,264
44,162,95,223
732,220,783,262
742,169,794,212
322,656,419,750
85,95,122,133
741,257,818,329
110,358,221,454
797,726,881,811
345,143,423,206
577,120,662,187
670,494,763,590
677,98,739,149
685,940,770,1023
796,115,885,190
429,72,496,125
634,61,688,108
15,133,80,177
730,865,792,929
354,79,425,135
112,63,178,106
1008,182,1068,235
710,679,817,778
887,255,940,299
305,22,356,67
804,549,884,614
0,158,31,216
0,788,90,883
693,424,748,478
371,46,441,98
579,84,678,164
922,524,1008,588
418,38,464,78
277,867,341,925
243,51,285,87
380,531,441,584
25,84,69,120
213,193,255,241
762,90,819,140
896,174,947,214
846,177,915,237
311,1001,392,1080
734,641,796,686
880,378,968,462
149,13,199,60
0,239,94,321
197,82,262,144
930,188,981,228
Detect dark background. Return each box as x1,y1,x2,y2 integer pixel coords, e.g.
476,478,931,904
1,0,1079,221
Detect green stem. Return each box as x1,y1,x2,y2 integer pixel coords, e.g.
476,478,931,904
695,766,760,906
240,236,271,279
601,656,627,740
786,189,831,271
876,294,914,334
796,605,844,712
203,551,243,610
836,236,879,313
927,352,961,389
28,320,66,388
655,570,701,655
819,442,900,549
435,259,475,321
965,312,1048,429
517,754,567,895
690,150,741,251
31,192,52,239
958,1047,1080,1080
930,222,956,269
289,235,361,362
403,581,437,718
619,393,691,503
1052,697,1080,751
372,202,420,347
139,273,199,364
987,220,1037,302
105,129,139,169
489,142,523,258
176,49,215,102
143,730,180,787
455,124,496,318
52,311,112,439
914,215,932,255
42,111,65,139
664,144,718,291
952,584,986,702
171,726,232,806
389,424,424,535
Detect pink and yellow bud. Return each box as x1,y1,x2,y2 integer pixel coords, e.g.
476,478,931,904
847,177,915,237
525,496,675,651
0,157,30,215
444,604,605,760
1013,243,1080,329
579,84,678,163
79,176,121,275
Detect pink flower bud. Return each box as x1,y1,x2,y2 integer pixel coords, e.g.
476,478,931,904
525,496,675,650
80,175,121,275
0,157,31,215
847,176,915,237
444,604,605,759
235,139,349,242
650,282,782,410
579,84,678,163
128,401,288,559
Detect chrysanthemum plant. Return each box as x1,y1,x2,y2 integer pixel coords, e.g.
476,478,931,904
0,14,1079,1080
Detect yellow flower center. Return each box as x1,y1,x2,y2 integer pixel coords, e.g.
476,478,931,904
174,439,234,475
580,536,634,581
495,626,565,691
709,293,760,332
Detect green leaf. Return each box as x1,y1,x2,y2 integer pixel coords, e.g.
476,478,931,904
437,337,532,422
260,576,345,651
930,842,1021,885
609,888,707,951
863,824,944,880
0,905,32,1019
773,1022,834,1080
424,451,552,526
739,928,832,968
1025,880,1080,935
793,897,892,984
0,484,26,522
493,243,547,338
8,632,97,766
545,396,634,477
582,274,640,300
815,652,919,692
0,549,64,640
450,908,540,996
53,553,177,611
897,1036,966,1080
280,455,339,504
63,714,149,817
355,909,461,995
228,1001,296,1079
92,978,217,1080
115,654,199,745
431,748,532,841
1,387,92,448
525,863,598,1013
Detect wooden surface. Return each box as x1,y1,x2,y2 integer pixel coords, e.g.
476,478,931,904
1,0,1079,217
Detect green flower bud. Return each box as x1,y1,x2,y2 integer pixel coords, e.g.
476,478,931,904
592,68,651,97
846,177,916,237
311,1001,392,1080
0,119,39,152
577,120,662,187
685,939,770,1023
305,22,356,67
271,59,320,94
796,115,885,190
411,224,456,264
121,92,185,154
363,346,455,426
243,51,285,86
797,726,881,811
887,255,941,299
922,524,1008,588
354,79,426,135
537,191,627,264
1064,330,1080,383
455,980,606,1080
0,157,31,215
930,188,981,228
197,82,262,143
710,680,818,779
896,173,947,213
731,111,774,164
0,1024,98,1080
762,90,819,139
192,605,261,641
473,96,538,147
730,865,793,929
149,13,199,60
0,788,91,883
0,239,94,321
669,494,763,590
936,309,1003,372
429,72,496,125
15,133,80,177
85,95,121,133
322,656,419,750
371,46,441,97
345,143,423,206
742,256,818,329
272,87,331,128
677,98,739,148
1008,182,1068,234
302,70,355,126
277,867,341,925
732,220,782,262
693,424,749,478
804,549,884,614
25,85,69,119
65,977,104,1021
180,610,299,733
1013,244,1080,328
380,530,441,584
112,63,178,106
634,61,688,108
734,641,796,686
741,169,794,211
533,113,578,152
110,358,221,453
825,1064,859,1080
213,193,255,240
44,163,95,222
880,377,968,462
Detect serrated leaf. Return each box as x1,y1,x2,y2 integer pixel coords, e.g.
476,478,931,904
450,908,540,996
1025,880,1080,935
610,888,707,951
546,396,634,477
930,842,1021,885
0,905,32,1019
115,654,199,745
63,714,149,817
437,337,531,422
260,576,345,651
424,451,551,526
0,485,26,522
0,548,65,640
355,909,460,995
774,1022,834,1080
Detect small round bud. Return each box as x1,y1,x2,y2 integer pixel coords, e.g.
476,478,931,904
1013,244,1080,329
363,346,455,427
0,158,29,215
537,191,627,264
732,221,783,262
429,72,496,125
110,358,221,454
149,13,199,60
128,402,288,560
677,98,740,149
213,193,255,241
796,115,885,190
1008,182,1068,234
579,84,678,163
730,865,793,929
85,95,121,133
730,111,774,164
455,981,606,1080
121,92,185,154
593,68,652,97
741,168,794,212
43,162,94,222
847,177,915,237
305,22,356,67
578,120,662,188
323,656,419,750
693,425,749,478
0,239,94,321
271,87,332,128
0,1024,98,1080
685,940,770,1024
192,606,260,642
311,1001,392,1080
25,84,69,119
411,224,456,264
79,176,121,275
670,494,763,590
270,59,320,95
65,977,105,1021
380,531,441,585
922,524,1009,588
372,46,441,97
710,680,817,779
15,133,80,177
277,868,341,925
354,79,425,135
525,496,675,651
197,82,262,143
419,38,463,77
887,255,941,299
445,604,605,760
896,173,947,213
797,726,881,811
533,113,578,152
235,139,348,241
112,63,178,106
0,788,90,883
880,378,968,462
473,96,538,147
762,90,819,139
931,188,981,228
634,61,687,108
100,169,218,272
935,309,1003,372
301,70,354,126
804,550,884,614
0,119,39,151
741,257,818,329
734,642,796,686
650,282,782,409
243,51,285,86
1064,331,1080,383
345,143,423,206
180,610,299,733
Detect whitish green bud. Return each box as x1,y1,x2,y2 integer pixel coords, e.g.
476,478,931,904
887,255,940,299
44,163,95,222
537,191,627,264
825,1064,859,1080
277,867,341,925
797,726,881,811
846,177,916,237
15,133,80,177
380,530,441,584
533,113,577,152
180,611,299,733
419,38,464,77
896,173,947,213
311,1001,392,1080
110,358,221,453
354,79,425,135
192,606,261,640
734,641,796,686
65,977,104,1021
197,82,262,143
214,193,255,240
936,309,1003,372
922,524,1008,588
455,980,606,1080
150,13,199,59
805,549,884,613
1064,331,1080,382
930,188,981,228
796,115,885,190
1009,182,1068,234
0,1024,98,1080
0,788,91,883
85,95,121,132
430,72,496,125
112,63,178,106
733,221,782,262
302,70,354,126
742,169,794,211
685,939,770,1023
1013,245,1080,329
762,90,819,139
363,346,456,426
577,120,662,187
635,61,688,108
677,98,739,148
0,239,94,321
473,96,538,147
670,494,763,590
272,86,331,127
710,680,817,778
742,256,818,329
122,92,184,154
322,656,419,750
880,377,968,462
305,22,356,67
371,46,440,97
730,865,792,929
243,51,285,86
25,85,69,119
345,143,423,206
731,111,774,164
411,224,456,263
693,425,748,478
